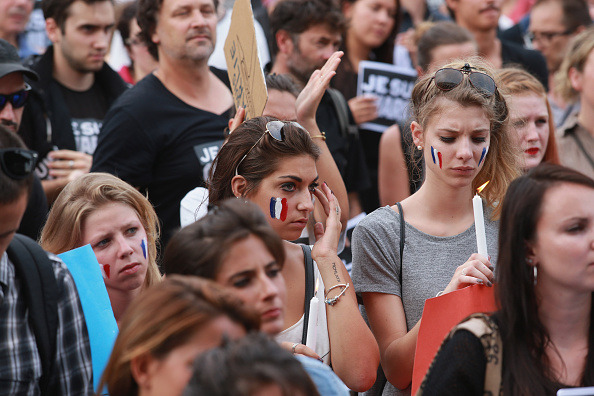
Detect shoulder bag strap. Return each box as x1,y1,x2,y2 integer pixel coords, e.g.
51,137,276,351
7,234,58,395
395,202,405,285
301,244,315,345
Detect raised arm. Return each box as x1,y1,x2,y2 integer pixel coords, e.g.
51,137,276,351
296,51,349,229
310,184,379,392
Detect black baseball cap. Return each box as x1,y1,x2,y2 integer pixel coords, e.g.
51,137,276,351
0,39,38,81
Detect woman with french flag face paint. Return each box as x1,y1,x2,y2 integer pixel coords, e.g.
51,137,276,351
39,173,163,325
351,59,522,392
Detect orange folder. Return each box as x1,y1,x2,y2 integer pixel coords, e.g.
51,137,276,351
411,284,497,395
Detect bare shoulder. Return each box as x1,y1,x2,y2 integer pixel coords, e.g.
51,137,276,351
380,124,402,144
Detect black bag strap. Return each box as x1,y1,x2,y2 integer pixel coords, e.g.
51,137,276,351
326,88,359,140
301,244,315,345
7,234,58,395
395,202,405,286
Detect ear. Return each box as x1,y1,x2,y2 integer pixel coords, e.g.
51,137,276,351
411,121,424,147
151,26,160,46
568,66,583,93
231,175,248,198
342,1,354,19
45,18,60,44
444,0,458,18
130,354,155,391
276,29,295,56
524,242,538,266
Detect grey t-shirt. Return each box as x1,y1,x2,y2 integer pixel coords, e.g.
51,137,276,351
352,205,499,396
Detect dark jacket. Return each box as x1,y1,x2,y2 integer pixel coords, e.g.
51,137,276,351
18,46,127,177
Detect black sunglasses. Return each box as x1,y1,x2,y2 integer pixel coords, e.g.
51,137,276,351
0,148,38,180
432,64,497,97
234,120,303,176
0,83,31,111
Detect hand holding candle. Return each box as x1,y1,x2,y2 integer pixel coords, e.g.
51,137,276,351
472,181,489,259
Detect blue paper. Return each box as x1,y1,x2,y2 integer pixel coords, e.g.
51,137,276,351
59,245,118,393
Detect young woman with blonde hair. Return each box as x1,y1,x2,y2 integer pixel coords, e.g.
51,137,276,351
352,58,520,395
40,172,162,323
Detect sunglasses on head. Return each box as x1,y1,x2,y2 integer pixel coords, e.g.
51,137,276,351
432,64,496,97
234,120,303,177
0,148,38,180
0,83,31,111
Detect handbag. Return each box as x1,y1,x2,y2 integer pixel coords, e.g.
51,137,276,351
416,313,503,396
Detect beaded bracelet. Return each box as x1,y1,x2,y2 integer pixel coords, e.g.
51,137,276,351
324,283,349,306
311,131,326,141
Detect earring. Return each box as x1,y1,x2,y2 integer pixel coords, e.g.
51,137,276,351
533,265,538,286
417,145,423,151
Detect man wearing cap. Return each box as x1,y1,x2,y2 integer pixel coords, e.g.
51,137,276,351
0,38,48,240
17,0,127,203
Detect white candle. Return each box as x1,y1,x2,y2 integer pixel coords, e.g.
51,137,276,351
305,279,319,352
472,182,489,259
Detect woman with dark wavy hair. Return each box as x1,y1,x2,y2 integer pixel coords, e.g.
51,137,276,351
420,163,594,394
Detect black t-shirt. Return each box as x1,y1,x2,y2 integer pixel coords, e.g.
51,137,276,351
57,81,110,155
92,73,230,245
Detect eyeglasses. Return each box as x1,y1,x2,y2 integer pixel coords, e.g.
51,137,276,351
0,83,31,112
234,120,302,176
0,148,38,180
527,30,573,44
432,64,497,97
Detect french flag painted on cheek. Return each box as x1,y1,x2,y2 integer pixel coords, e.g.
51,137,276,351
100,264,110,279
431,146,442,169
269,197,288,221
140,238,147,259
478,146,489,167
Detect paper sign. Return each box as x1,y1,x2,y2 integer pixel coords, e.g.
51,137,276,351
357,60,417,133
224,0,268,120
411,284,497,395
59,245,118,392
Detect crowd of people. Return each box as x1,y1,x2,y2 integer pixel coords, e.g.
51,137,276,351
0,0,592,395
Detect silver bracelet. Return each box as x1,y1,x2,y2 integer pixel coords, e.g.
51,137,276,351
436,290,444,297
324,283,350,306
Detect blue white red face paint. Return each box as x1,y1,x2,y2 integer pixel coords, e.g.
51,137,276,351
478,146,489,167
140,238,147,259
269,197,288,221
100,264,110,279
430,146,442,168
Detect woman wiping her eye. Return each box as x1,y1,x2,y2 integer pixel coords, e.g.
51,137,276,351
351,58,520,396
40,172,162,324
164,114,379,393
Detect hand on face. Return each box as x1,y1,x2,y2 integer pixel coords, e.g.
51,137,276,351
311,182,342,261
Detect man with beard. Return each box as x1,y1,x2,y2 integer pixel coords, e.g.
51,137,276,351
446,0,549,89
269,0,370,218
91,0,233,246
17,0,127,203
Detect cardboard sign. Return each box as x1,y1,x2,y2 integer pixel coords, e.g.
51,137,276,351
357,60,417,133
59,245,118,392
411,284,497,395
224,0,268,120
